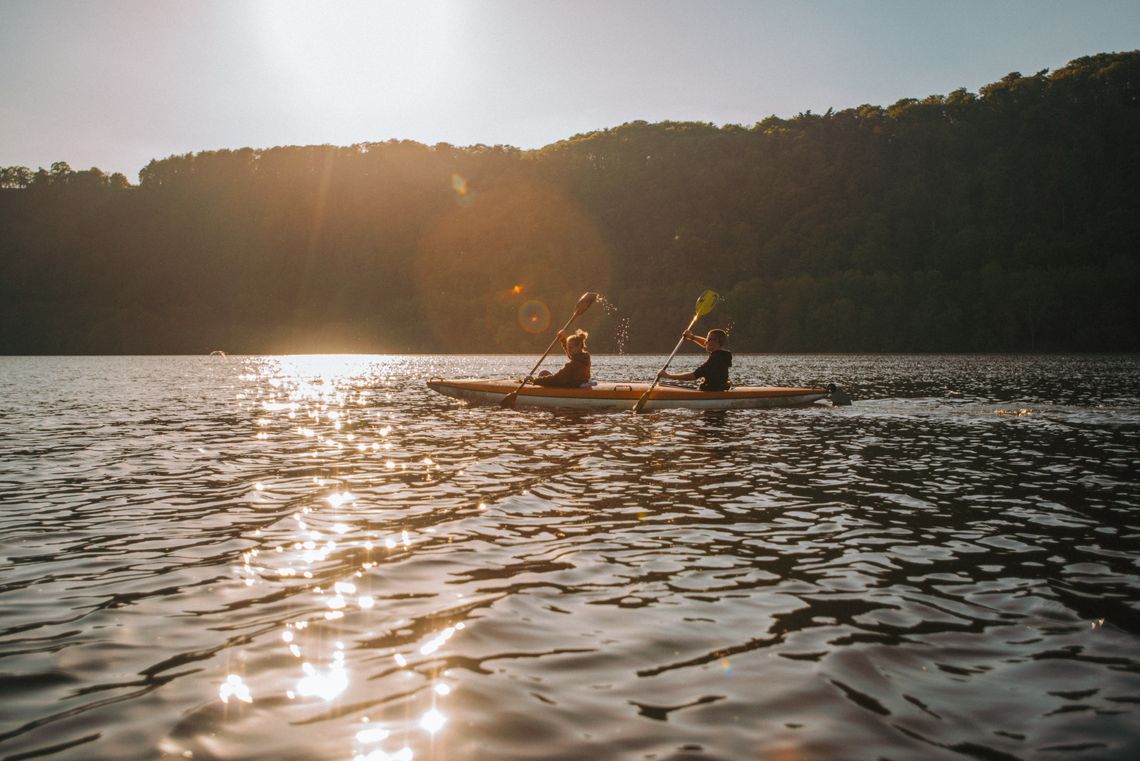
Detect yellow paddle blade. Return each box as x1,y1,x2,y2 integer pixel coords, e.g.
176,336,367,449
695,290,719,317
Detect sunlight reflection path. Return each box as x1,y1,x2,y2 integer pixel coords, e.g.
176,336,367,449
224,356,460,760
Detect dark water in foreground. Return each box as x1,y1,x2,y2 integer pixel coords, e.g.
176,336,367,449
1,354,1138,761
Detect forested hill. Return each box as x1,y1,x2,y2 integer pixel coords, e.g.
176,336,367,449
2,52,1138,354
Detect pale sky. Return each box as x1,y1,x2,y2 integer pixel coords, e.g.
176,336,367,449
2,0,1137,180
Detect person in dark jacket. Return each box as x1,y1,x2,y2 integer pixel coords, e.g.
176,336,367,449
658,328,732,391
531,329,591,388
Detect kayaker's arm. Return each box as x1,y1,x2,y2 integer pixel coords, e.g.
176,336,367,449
660,330,703,381
683,330,708,349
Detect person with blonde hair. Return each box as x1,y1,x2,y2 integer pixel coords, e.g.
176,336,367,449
531,329,591,388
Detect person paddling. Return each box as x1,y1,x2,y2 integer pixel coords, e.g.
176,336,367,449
657,328,732,391
530,329,591,388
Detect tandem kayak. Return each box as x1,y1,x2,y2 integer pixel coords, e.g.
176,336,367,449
427,377,848,410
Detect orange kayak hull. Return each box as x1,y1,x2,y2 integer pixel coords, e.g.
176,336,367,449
427,378,834,410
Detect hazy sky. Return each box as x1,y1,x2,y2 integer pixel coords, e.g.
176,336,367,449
2,0,1137,179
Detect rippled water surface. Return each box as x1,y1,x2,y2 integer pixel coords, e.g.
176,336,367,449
1,354,1139,761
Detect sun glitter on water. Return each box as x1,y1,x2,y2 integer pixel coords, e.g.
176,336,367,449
226,354,470,760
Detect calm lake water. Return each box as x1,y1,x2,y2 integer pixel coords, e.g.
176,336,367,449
1,354,1138,761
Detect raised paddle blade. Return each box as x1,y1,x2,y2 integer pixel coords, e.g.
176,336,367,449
695,289,719,317
574,291,599,316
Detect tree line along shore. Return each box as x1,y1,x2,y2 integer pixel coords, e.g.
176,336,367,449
1,52,1137,354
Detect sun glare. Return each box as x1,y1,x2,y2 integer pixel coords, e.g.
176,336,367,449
257,0,463,114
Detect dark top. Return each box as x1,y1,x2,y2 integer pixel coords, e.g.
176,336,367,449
693,349,732,391
534,350,591,388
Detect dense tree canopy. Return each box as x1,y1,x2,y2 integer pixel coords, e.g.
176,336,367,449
2,52,1138,354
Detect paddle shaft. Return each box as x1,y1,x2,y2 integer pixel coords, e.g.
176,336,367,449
501,312,582,407
633,312,702,412
525,312,580,380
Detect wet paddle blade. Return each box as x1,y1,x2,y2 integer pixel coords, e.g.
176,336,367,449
695,290,719,317
574,291,599,316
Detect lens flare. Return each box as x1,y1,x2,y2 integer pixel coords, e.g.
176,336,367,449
517,300,551,334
